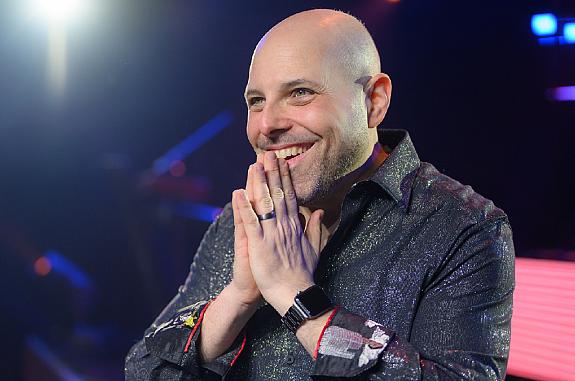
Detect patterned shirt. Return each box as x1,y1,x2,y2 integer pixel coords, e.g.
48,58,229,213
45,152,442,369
125,129,515,380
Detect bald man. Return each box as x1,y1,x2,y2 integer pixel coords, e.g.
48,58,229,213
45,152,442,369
125,9,514,381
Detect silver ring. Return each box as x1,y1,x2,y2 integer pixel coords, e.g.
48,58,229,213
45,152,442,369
257,210,276,221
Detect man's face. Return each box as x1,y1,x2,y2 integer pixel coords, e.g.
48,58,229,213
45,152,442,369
244,35,373,206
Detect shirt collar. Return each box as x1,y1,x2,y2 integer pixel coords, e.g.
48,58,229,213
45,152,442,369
368,129,420,209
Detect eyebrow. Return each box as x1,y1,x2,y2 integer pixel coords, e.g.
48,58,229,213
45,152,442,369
244,78,324,99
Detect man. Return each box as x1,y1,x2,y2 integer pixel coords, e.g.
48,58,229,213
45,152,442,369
125,9,514,380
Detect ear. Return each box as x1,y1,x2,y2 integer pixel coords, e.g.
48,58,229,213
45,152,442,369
365,73,392,129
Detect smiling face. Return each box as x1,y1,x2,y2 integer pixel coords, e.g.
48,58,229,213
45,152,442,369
244,12,379,206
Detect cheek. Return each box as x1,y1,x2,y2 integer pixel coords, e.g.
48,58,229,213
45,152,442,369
295,101,341,137
246,114,258,146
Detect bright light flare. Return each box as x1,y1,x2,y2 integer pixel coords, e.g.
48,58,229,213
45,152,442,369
564,23,575,44
29,0,90,25
531,13,557,37
26,0,92,98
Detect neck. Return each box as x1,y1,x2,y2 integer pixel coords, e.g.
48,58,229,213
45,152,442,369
308,142,389,232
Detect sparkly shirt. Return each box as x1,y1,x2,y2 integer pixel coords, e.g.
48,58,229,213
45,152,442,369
125,129,515,380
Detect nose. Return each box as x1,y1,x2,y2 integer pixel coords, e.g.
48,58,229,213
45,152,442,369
258,102,292,137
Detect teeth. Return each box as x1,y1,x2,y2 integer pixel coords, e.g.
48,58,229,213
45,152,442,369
273,145,310,159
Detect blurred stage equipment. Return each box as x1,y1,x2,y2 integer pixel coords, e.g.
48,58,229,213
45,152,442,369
531,12,575,45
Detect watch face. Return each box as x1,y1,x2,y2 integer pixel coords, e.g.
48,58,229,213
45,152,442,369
296,286,332,317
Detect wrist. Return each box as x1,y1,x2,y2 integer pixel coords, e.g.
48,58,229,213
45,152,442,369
263,281,315,316
280,284,334,334
224,282,263,312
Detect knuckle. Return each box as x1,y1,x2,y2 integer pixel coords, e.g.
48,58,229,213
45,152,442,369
285,189,296,200
245,214,259,224
271,187,284,200
260,196,274,212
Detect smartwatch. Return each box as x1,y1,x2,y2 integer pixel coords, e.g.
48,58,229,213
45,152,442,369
281,285,333,333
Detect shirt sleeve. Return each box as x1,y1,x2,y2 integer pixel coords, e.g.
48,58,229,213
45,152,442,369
311,218,515,381
125,203,245,380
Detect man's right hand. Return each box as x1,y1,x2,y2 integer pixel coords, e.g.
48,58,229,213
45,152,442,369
229,163,262,307
199,159,263,363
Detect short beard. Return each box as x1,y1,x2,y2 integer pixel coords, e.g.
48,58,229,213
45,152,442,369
295,135,367,207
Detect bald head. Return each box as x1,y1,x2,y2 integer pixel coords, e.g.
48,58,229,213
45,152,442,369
253,9,381,83
244,9,391,207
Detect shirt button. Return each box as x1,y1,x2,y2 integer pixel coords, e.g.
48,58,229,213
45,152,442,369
285,354,295,365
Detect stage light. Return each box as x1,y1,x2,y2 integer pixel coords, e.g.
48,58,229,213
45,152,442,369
29,0,90,25
152,111,233,175
34,256,52,276
531,13,557,36
564,23,575,43
549,86,575,101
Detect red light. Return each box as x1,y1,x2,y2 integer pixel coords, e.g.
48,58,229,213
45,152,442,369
34,257,52,276
169,160,186,177
507,258,575,380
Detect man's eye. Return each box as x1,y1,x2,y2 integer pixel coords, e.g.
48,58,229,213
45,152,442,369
291,88,314,97
248,97,265,107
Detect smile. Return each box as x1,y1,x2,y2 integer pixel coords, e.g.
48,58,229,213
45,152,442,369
269,143,314,162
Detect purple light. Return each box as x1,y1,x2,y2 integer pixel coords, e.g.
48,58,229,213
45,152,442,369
550,86,575,101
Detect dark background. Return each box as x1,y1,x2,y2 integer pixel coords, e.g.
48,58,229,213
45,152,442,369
0,0,573,379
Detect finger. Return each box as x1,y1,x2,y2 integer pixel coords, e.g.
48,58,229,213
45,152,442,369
305,209,324,256
233,189,262,239
263,151,287,221
252,163,276,230
256,152,264,165
232,192,247,248
248,154,264,203
320,222,330,253
278,158,299,218
298,206,312,231
246,165,255,204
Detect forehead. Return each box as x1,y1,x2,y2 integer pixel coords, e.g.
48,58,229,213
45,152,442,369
246,37,336,91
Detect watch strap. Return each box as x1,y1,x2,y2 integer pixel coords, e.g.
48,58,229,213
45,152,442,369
281,285,333,333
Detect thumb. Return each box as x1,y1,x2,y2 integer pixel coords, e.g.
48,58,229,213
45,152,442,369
305,209,324,256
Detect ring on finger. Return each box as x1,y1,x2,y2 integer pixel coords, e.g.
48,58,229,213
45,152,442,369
257,210,276,221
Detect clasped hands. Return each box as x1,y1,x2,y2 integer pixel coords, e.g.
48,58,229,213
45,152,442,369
229,151,329,316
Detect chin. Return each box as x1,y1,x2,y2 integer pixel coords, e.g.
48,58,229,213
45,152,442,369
294,182,328,208
293,182,315,207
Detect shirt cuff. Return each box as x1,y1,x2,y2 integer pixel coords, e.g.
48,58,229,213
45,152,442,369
144,300,246,378
311,307,394,378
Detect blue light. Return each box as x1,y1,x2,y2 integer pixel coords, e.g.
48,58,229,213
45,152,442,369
45,250,93,290
162,201,223,222
26,336,87,381
538,37,557,45
564,23,575,43
531,13,557,36
153,110,233,175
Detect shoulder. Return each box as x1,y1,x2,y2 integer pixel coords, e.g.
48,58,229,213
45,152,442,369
196,202,235,253
410,164,514,291
411,162,508,227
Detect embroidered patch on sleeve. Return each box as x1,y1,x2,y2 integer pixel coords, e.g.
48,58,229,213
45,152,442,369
150,302,205,337
358,325,390,367
318,325,364,359
318,321,391,366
